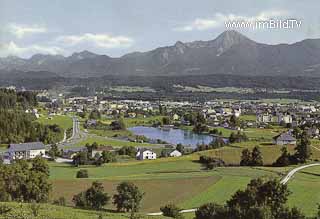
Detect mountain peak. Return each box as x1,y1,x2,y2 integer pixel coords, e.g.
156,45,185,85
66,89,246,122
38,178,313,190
70,50,98,60
215,30,252,46
213,30,253,56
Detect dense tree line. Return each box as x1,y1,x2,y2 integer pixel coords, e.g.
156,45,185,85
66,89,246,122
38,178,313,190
0,89,37,110
0,110,64,144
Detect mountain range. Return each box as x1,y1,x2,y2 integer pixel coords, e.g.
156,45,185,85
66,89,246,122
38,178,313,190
1,30,320,78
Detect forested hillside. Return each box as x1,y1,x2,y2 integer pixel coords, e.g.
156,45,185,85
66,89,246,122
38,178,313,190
0,89,63,144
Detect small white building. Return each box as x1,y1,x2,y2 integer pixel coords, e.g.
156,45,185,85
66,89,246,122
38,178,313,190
276,114,293,124
136,149,157,160
169,149,182,157
257,113,273,123
7,142,46,160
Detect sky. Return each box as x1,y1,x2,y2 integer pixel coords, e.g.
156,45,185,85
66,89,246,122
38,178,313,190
0,0,320,58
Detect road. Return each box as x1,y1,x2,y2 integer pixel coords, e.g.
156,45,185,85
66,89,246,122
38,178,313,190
280,163,320,184
57,116,88,149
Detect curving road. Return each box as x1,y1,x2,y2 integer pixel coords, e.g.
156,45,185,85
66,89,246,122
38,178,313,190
280,163,320,184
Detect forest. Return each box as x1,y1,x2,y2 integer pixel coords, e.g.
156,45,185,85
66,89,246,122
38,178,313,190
0,89,63,145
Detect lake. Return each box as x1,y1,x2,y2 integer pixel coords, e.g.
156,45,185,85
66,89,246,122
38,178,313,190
128,126,218,148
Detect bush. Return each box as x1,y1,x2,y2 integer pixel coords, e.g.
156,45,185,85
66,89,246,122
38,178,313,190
73,181,110,210
76,169,89,178
195,203,228,219
199,156,225,169
160,204,181,218
53,196,66,206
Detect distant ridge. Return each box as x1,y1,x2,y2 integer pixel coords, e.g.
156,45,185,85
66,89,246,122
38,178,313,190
1,30,320,78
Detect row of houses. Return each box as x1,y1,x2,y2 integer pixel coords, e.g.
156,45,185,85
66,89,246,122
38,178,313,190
2,142,182,163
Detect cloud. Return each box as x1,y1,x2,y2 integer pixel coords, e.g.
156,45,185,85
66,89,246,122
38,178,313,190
8,23,47,38
174,10,289,31
0,41,65,58
56,33,134,48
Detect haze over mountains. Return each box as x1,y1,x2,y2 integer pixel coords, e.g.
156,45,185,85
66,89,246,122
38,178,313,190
1,30,320,78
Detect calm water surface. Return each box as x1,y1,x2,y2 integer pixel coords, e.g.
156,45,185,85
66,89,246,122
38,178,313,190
128,126,217,148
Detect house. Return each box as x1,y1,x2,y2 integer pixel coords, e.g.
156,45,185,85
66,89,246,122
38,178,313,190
91,146,114,158
7,142,45,160
172,114,180,121
276,114,293,124
136,148,157,160
273,133,297,145
63,147,86,159
169,149,182,157
306,127,320,138
257,113,273,123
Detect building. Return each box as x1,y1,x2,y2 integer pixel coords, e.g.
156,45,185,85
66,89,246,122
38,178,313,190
7,142,45,160
273,133,297,145
169,149,182,157
257,113,273,123
136,148,157,160
276,114,293,124
91,146,114,158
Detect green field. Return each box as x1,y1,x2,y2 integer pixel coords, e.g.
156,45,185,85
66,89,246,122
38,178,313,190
124,116,164,128
49,157,284,212
49,159,320,216
74,136,156,148
287,166,320,216
38,115,73,130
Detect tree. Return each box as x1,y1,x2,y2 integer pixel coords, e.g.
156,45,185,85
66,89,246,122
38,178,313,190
73,151,89,166
118,146,136,157
240,149,251,166
76,169,89,178
73,181,110,210
227,178,291,218
251,146,263,166
176,144,184,154
294,131,311,163
89,109,101,120
229,115,240,128
273,147,291,167
100,151,116,163
48,144,61,160
30,156,50,176
53,196,66,206
113,182,144,212
160,204,183,218
110,117,126,130
193,123,209,134
195,203,228,219
162,117,170,125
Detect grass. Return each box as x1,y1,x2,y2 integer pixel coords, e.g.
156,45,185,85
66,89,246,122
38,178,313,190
0,202,182,219
49,158,283,212
38,115,73,130
244,127,286,141
73,136,155,148
89,129,133,138
287,165,320,217
124,116,164,128
239,114,257,122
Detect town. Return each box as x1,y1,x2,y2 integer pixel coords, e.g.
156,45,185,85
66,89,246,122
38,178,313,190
0,87,320,218
1,1,320,218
